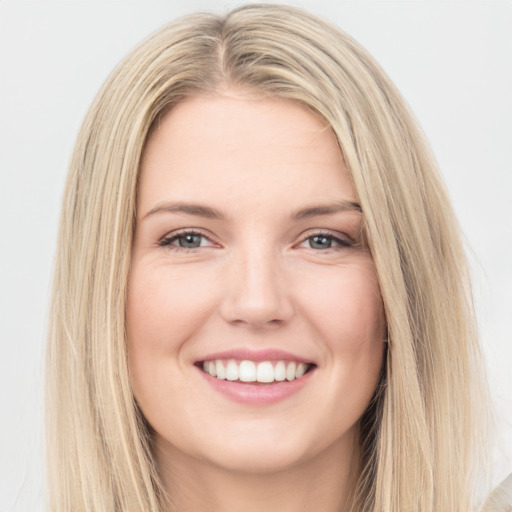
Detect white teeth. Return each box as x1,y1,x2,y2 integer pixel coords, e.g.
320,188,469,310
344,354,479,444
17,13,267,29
215,360,226,380
256,361,274,383
239,360,256,382
286,362,297,381
201,359,312,383
274,361,286,381
295,363,307,378
226,360,239,381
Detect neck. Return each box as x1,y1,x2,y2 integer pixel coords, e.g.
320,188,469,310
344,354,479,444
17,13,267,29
156,433,360,512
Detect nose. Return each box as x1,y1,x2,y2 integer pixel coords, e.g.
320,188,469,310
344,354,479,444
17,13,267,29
219,246,294,329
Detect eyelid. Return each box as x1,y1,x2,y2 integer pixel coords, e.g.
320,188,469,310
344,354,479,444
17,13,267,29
158,228,218,248
296,229,354,247
157,227,356,251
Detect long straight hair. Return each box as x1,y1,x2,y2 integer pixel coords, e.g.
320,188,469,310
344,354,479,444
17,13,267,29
46,4,490,511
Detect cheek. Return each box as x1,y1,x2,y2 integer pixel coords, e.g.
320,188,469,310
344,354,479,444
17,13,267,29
126,262,209,404
126,261,216,355
126,261,216,428
299,261,385,349
299,261,385,407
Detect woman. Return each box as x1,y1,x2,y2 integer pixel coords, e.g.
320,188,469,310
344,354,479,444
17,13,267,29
46,4,503,511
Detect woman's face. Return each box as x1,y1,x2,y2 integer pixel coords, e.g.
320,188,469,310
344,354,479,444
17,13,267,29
127,89,386,474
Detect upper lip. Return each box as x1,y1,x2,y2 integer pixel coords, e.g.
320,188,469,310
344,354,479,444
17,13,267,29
197,348,314,364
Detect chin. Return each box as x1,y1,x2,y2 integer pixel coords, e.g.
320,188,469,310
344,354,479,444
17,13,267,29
169,418,355,476
208,442,310,474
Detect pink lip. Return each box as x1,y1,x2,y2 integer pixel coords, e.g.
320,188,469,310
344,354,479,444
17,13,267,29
197,348,313,364
197,366,315,405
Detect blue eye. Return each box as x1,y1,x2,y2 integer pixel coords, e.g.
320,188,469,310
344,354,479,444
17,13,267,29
158,230,351,252
174,233,204,248
300,233,351,251
158,231,212,250
308,235,335,250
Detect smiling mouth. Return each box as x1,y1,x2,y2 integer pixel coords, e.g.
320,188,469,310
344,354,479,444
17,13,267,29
197,359,316,384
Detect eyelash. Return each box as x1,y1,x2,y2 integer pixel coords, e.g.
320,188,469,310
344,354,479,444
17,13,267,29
158,229,214,251
157,229,353,252
298,231,353,251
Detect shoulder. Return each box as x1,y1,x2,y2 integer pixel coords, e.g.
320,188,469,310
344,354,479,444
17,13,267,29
480,473,512,512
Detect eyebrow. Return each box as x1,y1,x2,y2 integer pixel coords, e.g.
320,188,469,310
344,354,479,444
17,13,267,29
143,200,361,221
143,202,224,220
291,200,361,220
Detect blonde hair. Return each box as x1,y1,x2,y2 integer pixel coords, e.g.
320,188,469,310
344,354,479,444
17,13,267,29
46,4,491,511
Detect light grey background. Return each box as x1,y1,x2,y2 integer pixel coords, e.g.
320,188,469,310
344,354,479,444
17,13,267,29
1,1,511,510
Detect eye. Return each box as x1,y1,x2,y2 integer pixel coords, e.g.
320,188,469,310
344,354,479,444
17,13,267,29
308,235,336,250
158,230,215,250
298,232,352,251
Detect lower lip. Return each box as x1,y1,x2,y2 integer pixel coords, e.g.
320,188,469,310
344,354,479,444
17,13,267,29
197,367,314,405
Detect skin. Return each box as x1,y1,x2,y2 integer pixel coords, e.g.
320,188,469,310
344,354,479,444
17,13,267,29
126,88,386,512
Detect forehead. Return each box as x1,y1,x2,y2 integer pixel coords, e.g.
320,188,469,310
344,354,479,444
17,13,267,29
138,91,356,217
